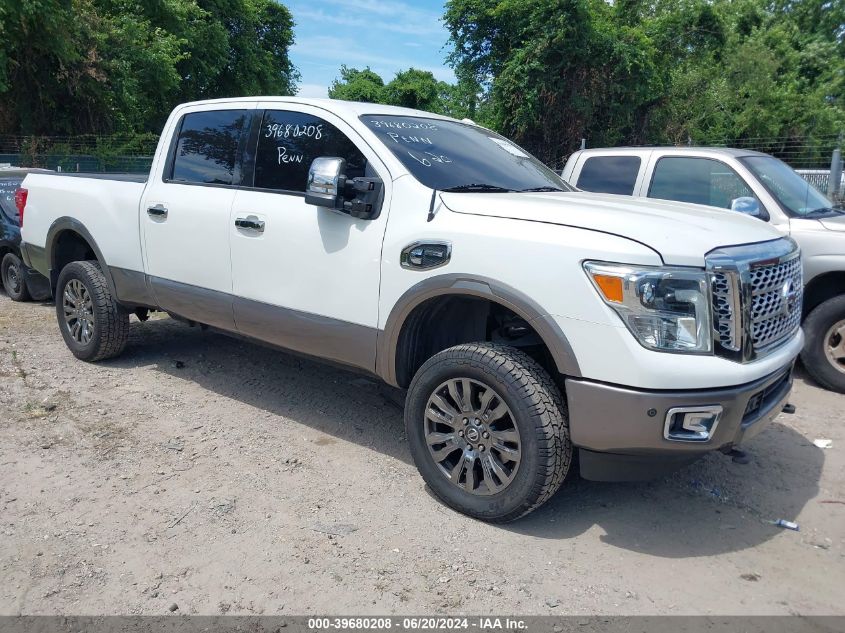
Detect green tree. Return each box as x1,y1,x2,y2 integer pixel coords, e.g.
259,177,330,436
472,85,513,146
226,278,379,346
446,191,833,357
0,0,299,135
648,0,844,149
176,0,299,103
329,65,476,119
444,0,844,164
384,68,445,111
328,66,386,102
445,0,665,164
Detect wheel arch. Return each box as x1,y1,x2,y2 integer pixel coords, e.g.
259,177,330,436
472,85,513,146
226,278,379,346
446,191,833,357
377,274,581,388
803,270,845,316
46,217,116,298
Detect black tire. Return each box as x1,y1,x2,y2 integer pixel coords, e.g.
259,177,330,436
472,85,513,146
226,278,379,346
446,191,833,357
800,295,845,393
1,252,31,302
55,260,129,362
405,342,572,523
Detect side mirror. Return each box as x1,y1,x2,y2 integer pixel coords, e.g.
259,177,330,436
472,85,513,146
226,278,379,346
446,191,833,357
305,156,383,220
305,157,346,208
730,196,765,219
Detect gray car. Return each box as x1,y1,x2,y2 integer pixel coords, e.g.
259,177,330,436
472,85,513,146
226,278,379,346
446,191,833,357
562,147,845,393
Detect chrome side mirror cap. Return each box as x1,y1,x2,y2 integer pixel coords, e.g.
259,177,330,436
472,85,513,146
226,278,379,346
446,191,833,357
731,196,763,218
305,157,346,209
305,156,384,220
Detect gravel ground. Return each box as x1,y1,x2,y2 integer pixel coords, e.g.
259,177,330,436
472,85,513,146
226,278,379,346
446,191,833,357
1,290,843,616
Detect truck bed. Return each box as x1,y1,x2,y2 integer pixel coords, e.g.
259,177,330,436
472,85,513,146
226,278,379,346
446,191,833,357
21,171,148,278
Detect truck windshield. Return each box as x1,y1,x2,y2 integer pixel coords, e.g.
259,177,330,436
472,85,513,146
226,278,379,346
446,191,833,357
739,155,842,217
360,115,572,193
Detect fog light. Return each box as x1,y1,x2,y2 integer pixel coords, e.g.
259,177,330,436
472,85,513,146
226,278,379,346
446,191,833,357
663,406,723,442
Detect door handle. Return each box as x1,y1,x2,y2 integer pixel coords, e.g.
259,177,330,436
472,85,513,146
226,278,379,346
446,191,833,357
147,204,168,218
235,217,265,232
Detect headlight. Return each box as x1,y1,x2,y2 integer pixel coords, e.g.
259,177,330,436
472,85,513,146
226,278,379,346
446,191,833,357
584,262,713,354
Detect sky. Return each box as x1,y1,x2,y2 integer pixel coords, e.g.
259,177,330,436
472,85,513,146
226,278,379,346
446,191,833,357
286,0,456,98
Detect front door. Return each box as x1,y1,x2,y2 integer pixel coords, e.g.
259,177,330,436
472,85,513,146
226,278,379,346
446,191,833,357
141,105,253,330
229,104,392,371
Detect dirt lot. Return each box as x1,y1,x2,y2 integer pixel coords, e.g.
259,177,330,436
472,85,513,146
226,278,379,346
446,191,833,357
1,290,843,616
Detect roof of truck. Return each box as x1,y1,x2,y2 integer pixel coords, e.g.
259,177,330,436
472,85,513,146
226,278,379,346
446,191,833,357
573,146,771,158
175,96,456,121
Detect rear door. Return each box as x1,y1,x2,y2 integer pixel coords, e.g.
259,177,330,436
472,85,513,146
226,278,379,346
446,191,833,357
228,103,392,371
140,105,254,330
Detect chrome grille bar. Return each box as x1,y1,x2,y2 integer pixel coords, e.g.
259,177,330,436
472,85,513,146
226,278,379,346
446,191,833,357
706,238,802,362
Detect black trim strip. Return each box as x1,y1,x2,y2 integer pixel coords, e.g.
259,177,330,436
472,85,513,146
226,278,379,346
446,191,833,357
234,295,377,372
145,275,377,373
149,276,236,331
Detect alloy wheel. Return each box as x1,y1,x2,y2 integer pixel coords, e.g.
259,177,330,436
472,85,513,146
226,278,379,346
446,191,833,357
424,377,522,496
62,279,95,345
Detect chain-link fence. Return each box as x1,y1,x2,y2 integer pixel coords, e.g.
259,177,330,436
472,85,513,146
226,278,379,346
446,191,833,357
689,135,842,170
0,134,158,173
3,133,844,202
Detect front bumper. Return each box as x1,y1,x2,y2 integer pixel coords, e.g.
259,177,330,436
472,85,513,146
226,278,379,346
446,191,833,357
566,363,794,481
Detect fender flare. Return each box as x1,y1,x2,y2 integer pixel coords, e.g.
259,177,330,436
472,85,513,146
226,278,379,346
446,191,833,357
45,217,116,297
376,273,582,387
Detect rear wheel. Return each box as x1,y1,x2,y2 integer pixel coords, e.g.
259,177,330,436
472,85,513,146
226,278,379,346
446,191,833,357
405,343,571,522
55,261,129,362
1,252,31,302
801,295,845,393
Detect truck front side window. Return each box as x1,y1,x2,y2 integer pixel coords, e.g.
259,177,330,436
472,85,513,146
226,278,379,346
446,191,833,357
649,157,757,210
253,111,367,194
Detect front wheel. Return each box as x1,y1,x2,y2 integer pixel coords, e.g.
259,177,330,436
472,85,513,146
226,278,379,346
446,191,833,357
801,295,845,393
55,260,129,362
405,343,572,523
2,252,31,302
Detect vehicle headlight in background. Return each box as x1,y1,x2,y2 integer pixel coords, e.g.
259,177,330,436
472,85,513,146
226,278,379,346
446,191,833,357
583,262,713,354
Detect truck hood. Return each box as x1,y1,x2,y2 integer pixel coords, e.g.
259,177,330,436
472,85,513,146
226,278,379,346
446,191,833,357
819,214,845,232
440,190,785,267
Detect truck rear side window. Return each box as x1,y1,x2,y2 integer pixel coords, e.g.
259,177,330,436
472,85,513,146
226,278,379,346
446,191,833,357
253,111,367,193
170,110,248,185
576,156,641,195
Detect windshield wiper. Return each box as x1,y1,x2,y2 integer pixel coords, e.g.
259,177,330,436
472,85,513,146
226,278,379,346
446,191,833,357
519,186,565,192
440,183,514,193
802,207,845,218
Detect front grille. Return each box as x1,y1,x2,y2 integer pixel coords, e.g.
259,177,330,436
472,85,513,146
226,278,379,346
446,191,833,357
712,272,738,351
749,257,803,350
706,238,802,362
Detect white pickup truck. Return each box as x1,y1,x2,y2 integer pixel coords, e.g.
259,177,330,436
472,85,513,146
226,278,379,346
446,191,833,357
562,147,845,393
19,98,803,522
